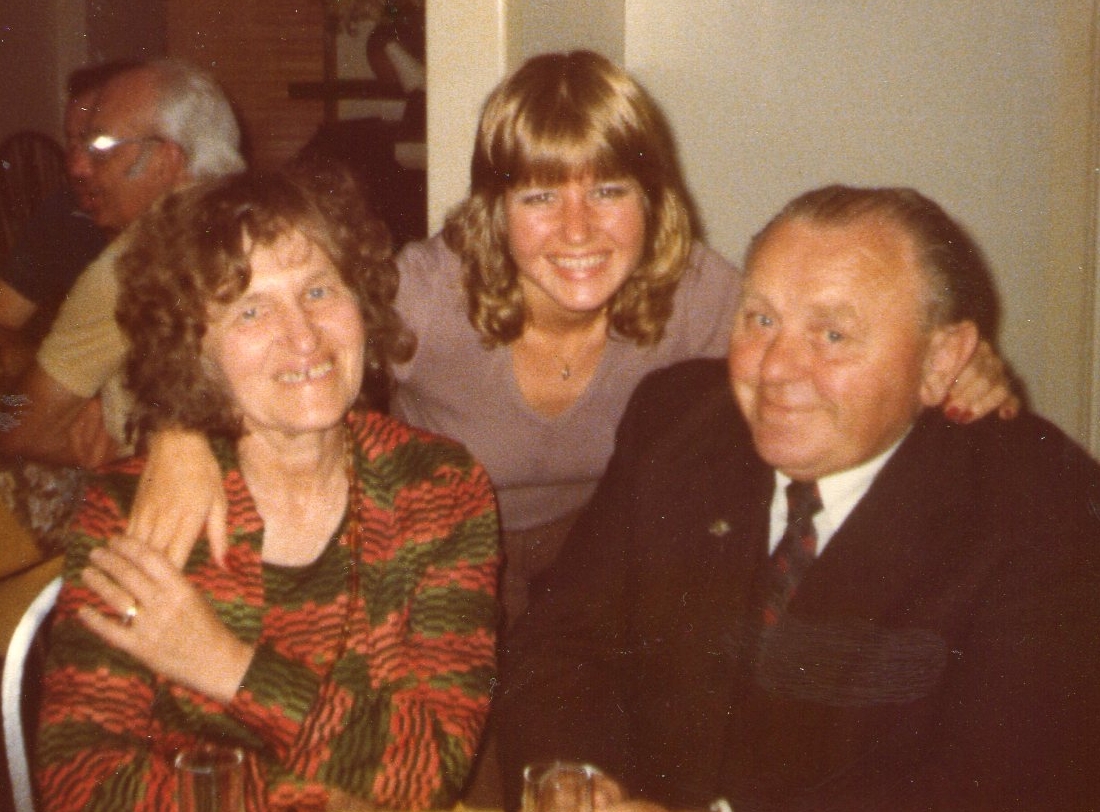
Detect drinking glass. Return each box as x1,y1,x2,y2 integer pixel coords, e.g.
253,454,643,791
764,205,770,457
522,760,601,812
175,742,245,812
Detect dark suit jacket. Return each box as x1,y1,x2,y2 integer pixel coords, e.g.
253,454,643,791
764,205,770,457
498,359,1100,812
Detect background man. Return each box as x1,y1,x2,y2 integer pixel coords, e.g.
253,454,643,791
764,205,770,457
0,61,135,380
0,58,245,468
499,185,1100,812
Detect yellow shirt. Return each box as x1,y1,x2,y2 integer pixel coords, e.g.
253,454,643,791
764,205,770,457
35,231,133,451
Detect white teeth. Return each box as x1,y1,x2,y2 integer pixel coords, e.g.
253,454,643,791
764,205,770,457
551,254,607,272
278,360,333,383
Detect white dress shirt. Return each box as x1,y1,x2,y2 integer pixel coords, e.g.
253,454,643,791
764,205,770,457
767,434,907,555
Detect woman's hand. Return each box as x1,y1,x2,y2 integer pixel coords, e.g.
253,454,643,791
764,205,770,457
78,535,253,704
942,339,1020,423
127,427,229,568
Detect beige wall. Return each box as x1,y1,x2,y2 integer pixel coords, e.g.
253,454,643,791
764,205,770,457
426,0,624,227
429,1,1099,454
1084,0,1100,453
506,0,624,67
425,0,506,229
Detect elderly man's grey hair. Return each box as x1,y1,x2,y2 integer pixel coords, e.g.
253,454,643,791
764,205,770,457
745,184,1001,339
146,58,245,179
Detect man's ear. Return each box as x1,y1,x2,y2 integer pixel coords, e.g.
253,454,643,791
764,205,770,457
919,320,980,407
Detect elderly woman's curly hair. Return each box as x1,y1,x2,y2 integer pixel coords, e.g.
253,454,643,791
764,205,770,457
443,49,696,347
116,161,415,443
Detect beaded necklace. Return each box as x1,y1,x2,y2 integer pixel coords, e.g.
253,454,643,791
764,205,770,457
332,422,362,663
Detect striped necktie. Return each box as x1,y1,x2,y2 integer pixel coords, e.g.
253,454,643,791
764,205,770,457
760,479,823,629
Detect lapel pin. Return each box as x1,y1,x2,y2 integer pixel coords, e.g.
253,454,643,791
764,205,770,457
708,518,732,537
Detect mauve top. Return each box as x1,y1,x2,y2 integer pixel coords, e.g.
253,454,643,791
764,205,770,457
391,233,742,531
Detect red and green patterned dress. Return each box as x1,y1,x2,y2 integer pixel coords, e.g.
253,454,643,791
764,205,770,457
36,410,500,812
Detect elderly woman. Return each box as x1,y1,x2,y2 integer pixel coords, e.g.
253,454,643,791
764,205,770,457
34,166,500,812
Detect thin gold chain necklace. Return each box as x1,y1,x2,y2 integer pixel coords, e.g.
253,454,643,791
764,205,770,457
530,311,608,381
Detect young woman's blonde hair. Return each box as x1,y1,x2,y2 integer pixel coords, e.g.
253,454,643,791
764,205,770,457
443,50,695,347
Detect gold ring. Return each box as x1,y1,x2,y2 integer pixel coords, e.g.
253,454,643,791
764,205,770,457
122,602,139,627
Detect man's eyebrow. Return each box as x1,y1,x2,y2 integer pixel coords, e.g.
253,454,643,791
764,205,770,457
737,287,770,303
808,302,863,325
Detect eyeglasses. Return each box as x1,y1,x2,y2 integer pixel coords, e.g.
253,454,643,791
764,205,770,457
83,133,166,164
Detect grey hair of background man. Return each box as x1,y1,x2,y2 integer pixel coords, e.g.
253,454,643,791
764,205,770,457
744,184,1001,340
144,58,246,180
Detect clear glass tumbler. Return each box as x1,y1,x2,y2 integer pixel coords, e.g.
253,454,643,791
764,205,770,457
175,742,245,812
522,761,601,812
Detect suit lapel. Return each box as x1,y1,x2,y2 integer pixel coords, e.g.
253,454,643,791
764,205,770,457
699,399,774,615
788,412,966,626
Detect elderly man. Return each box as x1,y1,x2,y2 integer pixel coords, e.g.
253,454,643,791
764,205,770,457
498,186,1100,812
0,58,244,467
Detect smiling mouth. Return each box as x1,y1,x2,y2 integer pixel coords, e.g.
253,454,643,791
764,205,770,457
757,398,817,421
277,360,334,384
550,253,609,274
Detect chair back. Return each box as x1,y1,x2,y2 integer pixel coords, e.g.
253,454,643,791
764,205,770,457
0,131,67,259
2,576,61,812
0,498,49,583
